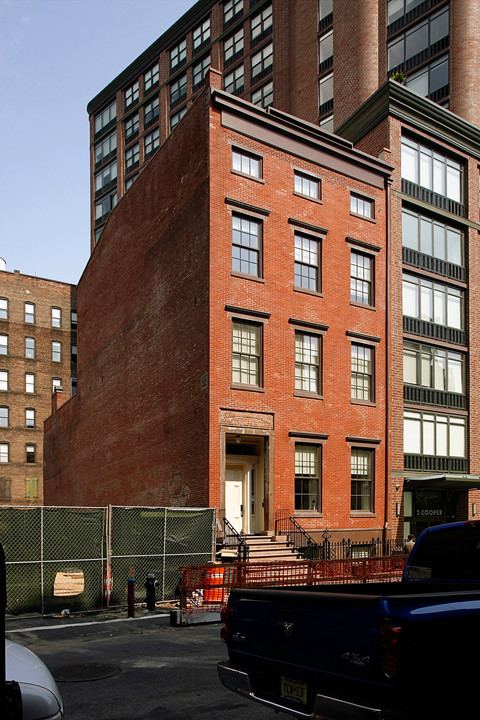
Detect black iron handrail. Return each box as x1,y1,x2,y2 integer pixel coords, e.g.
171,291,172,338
222,518,249,562
275,514,322,560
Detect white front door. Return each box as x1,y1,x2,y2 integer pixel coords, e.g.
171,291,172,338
225,466,245,533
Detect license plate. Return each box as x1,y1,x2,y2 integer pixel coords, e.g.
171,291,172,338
281,677,307,705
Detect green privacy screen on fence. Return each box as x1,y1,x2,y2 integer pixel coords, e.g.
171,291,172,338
0,506,215,615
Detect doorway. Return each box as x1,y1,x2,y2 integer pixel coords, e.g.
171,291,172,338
225,438,264,534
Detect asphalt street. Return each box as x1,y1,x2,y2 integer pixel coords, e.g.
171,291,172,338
5,609,274,720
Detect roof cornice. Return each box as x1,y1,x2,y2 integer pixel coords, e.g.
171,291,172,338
336,80,480,160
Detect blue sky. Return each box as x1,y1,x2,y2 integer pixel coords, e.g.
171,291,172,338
0,0,194,286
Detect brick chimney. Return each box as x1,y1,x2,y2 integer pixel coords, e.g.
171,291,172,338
52,386,67,416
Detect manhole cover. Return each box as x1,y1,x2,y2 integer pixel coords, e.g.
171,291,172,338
53,663,122,682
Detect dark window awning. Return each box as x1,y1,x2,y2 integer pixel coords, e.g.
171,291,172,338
404,474,480,490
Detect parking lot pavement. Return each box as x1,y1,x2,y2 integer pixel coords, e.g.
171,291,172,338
5,610,274,720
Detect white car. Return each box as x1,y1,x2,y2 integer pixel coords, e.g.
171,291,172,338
5,639,64,719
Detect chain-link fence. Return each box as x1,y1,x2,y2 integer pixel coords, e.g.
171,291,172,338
0,505,215,615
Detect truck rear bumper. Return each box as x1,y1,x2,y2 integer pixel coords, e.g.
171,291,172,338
218,660,386,720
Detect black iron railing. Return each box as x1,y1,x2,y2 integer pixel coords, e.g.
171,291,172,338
275,513,322,560
222,517,249,562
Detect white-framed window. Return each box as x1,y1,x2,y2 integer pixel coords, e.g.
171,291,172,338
193,17,210,53
232,148,262,178
94,101,116,135
52,378,62,392
351,344,374,402
0,406,8,428
25,337,35,359
232,320,262,387
294,171,321,200
351,448,374,512
295,332,320,394
144,63,159,93
0,443,8,463
350,193,374,219
125,80,139,108
295,444,321,511
26,444,36,463
0,335,7,355
0,370,7,391
0,298,7,320
294,233,320,292
25,373,35,394
52,341,62,362
351,251,373,305
232,214,262,277
170,38,187,71
25,408,35,428
224,64,244,95
25,302,35,323
51,307,61,328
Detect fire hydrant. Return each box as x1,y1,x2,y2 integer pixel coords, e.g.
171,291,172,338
145,573,158,611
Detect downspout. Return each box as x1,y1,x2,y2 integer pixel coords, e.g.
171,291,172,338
384,176,393,544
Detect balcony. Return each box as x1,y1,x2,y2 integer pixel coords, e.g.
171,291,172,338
404,454,468,473
404,384,467,410
403,316,466,346
402,247,465,282
401,179,464,217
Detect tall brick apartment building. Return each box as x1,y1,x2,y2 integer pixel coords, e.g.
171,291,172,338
87,0,477,248
44,72,392,543
0,265,76,504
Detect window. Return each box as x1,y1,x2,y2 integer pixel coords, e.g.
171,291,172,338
170,74,187,108
71,311,77,330
0,335,7,355
401,137,461,203
232,321,261,387
295,444,320,511
294,233,320,292
295,332,320,394
71,345,77,364
402,208,463,269
404,411,466,459
404,342,465,396
0,406,8,428
388,0,424,25
224,64,244,95
251,5,272,45
25,408,35,428
25,337,35,359
94,101,116,135
294,172,320,200
125,174,138,191
224,0,243,26
0,443,8,463
25,373,35,394
25,477,37,501
0,371,7,391
351,251,373,305
406,55,449,100
251,81,273,108
170,38,187,71
51,307,61,328
144,63,159,93
95,190,117,224
94,130,117,165
388,8,449,71
319,72,333,111
193,55,211,90
52,341,62,362
125,143,140,173
0,298,7,320
319,114,334,132
251,43,273,83
144,97,159,129
71,377,78,396
402,274,464,330
319,0,333,22
224,29,244,66
26,444,36,463
232,149,261,178
351,344,374,402
350,193,374,219
144,128,160,158
319,30,333,69
25,302,35,323
170,106,187,131
95,161,117,193
232,214,261,277
193,17,210,53
124,113,139,141
351,448,374,512
125,80,139,108
52,378,62,392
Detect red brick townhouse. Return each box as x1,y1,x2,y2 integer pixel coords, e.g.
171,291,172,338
44,70,392,544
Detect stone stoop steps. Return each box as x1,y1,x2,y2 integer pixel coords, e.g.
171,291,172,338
243,534,303,562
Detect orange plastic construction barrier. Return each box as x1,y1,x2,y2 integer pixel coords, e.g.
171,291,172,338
203,564,225,604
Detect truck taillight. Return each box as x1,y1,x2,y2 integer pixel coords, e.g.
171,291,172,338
220,604,229,643
379,619,404,679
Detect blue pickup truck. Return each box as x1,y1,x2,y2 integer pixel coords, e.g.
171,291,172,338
218,520,480,719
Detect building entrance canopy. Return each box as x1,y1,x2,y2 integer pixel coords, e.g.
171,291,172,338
404,475,480,491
